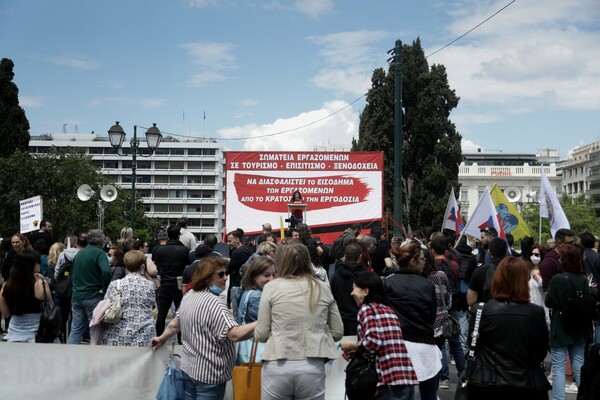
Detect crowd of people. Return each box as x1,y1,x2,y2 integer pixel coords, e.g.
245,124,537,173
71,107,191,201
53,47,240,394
1,217,599,400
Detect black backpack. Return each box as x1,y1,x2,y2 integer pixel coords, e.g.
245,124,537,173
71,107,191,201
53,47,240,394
55,255,73,299
330,231,353,259
458,254,473,294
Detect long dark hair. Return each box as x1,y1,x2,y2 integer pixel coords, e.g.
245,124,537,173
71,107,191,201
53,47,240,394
2,249,40,315
353,271,388,305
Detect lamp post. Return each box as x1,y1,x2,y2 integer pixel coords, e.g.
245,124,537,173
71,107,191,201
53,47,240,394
108,121,162,233
526,191,542,243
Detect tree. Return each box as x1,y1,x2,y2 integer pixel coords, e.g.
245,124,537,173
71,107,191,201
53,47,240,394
0,58,30,157
353,38,462,234
521,193,599,244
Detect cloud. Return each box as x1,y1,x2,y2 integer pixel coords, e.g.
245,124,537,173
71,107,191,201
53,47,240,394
49,54,100,70
428,0,600,131
180,41,236,87
461,139,484,153
186,71,227,87
308,30,391,96
241,99,258,107
185,0,218,8
217,100,358,151
20,96,46,108
295,0,333,19
89,97,166,108
180,42,236,69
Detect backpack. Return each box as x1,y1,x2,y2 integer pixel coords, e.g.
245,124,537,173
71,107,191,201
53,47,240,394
458,254,473,294
55,255,74,299
561,276,596,334
330,230,353,259
436,258,460,306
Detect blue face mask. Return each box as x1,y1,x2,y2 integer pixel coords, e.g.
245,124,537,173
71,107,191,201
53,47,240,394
209,285,223,295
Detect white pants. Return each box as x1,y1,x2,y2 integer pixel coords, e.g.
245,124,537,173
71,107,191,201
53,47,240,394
262,359,326,400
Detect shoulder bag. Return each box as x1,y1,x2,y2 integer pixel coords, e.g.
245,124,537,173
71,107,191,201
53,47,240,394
441,283,460,340
232,339,262,400
103,280,123,324
453,302,484,400
36,279,63,343
561,275,595,334
156,341,185,400
345,304,378,400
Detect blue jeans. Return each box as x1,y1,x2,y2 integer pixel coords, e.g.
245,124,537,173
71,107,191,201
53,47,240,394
437,331,466,380
550,343,585,400
376,385,414,400
455,310,469,351
67,294,103,344
182,372,226,400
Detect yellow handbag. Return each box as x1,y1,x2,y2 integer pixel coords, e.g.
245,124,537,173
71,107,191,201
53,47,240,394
232,340,262,400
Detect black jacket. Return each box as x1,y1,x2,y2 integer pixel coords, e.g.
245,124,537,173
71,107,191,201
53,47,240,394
468,299,549,390
152,240,190,284
384,270,436,344
330,260,363,335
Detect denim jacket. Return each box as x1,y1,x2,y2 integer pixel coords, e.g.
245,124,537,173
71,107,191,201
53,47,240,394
237,289,262,324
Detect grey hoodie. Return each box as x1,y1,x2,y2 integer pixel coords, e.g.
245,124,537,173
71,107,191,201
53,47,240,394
54,247,81,281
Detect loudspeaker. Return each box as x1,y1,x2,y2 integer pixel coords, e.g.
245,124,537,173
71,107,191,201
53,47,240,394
100,185,118,202
503,186,522,203
77,184,94,201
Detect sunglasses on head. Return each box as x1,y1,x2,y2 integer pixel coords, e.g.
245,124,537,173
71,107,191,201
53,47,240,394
214,271,226,278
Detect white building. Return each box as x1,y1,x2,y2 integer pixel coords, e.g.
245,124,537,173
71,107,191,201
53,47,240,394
458,152,561,218
29,133,225,240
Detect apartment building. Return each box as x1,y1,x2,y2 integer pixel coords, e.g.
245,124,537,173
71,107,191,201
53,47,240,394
29,133,225,240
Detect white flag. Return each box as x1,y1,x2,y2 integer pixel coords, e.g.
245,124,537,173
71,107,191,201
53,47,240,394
461,187,505,240
442,188,463,233
540,166,570,238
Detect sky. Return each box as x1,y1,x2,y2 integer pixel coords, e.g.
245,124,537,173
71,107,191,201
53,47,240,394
1,0,599,159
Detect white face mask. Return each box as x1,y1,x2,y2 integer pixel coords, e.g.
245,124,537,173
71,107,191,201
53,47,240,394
530,255,541,265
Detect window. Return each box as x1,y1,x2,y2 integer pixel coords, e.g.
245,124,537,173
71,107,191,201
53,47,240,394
89,148,104,155
137,161,152,169
170,149,184,156
204,148,216,156
460,191,468,201
188,149,203,156
170,161,184,169
103,161,118,169
154,148,169,155
155,176,169,184
155,161,169,170
169,190,183,198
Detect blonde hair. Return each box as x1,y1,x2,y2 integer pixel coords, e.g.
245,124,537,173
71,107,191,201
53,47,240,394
48,242,66,266
274,242,320,311
257,241,277,256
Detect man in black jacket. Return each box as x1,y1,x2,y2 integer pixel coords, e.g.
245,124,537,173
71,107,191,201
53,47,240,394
152,225,190,336
467,237,507,306
225,229,254,314
330,243,363,335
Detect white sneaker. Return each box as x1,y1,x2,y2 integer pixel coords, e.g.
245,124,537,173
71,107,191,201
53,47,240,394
565,383,578,394
439,379,450,389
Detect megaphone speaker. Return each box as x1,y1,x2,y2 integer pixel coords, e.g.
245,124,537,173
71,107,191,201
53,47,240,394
77,184,94,201
100,185,118,202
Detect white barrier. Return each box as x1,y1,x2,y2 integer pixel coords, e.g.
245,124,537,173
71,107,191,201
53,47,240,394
0,340,352,400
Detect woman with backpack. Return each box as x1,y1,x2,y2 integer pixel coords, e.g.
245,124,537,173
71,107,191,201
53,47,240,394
545,244,594,399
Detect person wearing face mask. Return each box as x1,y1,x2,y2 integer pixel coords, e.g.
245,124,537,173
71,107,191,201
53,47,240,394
528,245,550,328
151,257,256,400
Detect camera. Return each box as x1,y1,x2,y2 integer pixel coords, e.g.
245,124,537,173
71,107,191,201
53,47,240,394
284,215,298,229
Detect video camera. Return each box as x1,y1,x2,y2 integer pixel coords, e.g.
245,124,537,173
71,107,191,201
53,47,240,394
284,215,298,229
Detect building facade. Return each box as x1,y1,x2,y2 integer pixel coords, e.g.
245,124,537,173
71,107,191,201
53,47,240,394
29,133,225,240
458,151,561,219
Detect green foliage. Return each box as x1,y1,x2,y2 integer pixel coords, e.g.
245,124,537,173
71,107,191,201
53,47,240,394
0,58,30,157
561,193,600,236
0,147,161,242
521,193,600,244
352,38,462,234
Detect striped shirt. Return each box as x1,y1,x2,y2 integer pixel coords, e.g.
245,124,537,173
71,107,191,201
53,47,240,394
178,289,238,384
357,303,418,386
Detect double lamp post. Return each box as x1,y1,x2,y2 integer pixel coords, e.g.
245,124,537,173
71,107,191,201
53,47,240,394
108,121,163,233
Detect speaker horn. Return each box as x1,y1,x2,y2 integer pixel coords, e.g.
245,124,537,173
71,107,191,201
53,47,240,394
503,186,522,203
100,185,118,202
77,184,94,201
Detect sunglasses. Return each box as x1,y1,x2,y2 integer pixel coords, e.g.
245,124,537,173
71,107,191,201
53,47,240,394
214,271,226,278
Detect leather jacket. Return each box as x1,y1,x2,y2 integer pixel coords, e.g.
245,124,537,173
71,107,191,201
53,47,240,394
468,299,550,390
383,270,436,344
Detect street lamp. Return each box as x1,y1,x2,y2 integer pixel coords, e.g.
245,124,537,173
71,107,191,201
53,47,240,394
107,121,163,233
